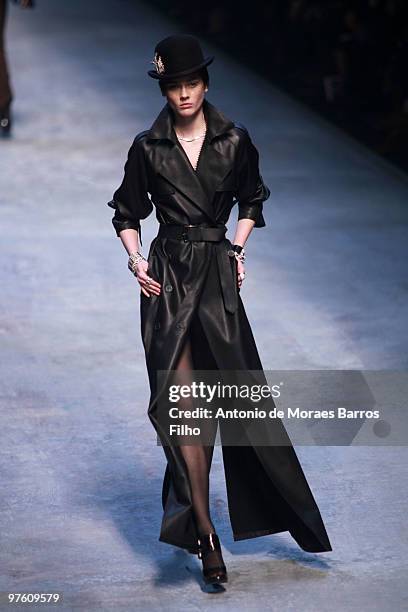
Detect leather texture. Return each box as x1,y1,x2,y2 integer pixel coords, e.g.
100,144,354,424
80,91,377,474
108,98,332,554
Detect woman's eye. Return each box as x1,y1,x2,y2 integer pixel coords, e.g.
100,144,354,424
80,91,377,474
166,81,198,91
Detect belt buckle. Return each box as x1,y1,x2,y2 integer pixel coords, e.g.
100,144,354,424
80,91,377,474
182,224,195,242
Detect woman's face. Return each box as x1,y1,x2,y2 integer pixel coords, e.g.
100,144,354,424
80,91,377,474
163,73,208,119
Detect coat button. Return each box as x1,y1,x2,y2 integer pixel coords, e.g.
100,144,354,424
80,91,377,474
154,321,161,330
164,284,173,292
175,322,185,334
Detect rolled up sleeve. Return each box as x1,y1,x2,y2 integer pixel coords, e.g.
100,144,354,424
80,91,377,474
107,135,153,246
235,126,270,228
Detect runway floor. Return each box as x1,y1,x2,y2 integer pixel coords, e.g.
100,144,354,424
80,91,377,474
1,1,408,610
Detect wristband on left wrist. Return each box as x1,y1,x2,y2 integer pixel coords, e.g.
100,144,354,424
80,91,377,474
228,244,246,263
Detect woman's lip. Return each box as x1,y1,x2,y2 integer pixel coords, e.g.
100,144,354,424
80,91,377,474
180,104,192,108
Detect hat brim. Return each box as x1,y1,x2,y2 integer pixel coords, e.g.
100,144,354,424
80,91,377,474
148,55,214,80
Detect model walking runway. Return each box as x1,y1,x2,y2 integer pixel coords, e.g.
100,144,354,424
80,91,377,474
1,1,408,609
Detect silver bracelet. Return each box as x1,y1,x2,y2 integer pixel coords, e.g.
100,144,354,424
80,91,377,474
234,250,246,263
128,251,147,275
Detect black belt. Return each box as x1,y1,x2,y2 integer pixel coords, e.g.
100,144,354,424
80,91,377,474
157,224,238,314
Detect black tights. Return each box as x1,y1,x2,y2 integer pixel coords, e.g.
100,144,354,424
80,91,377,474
173,327,225,568
174,335,216,535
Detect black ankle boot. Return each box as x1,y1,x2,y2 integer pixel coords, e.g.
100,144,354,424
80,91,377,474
0,101,11,137
197,532,228,585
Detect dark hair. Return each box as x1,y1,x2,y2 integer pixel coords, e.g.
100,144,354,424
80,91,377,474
159,66,209,96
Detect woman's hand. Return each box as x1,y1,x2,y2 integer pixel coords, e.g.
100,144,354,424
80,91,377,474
237,258,246,289
134,260,161,297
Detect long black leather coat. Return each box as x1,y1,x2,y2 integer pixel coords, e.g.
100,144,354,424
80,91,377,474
108,98,332,554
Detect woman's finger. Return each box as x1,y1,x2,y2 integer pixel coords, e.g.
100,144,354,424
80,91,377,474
138,276,161,295
142,280,161,295
237,264,245,288
144,279,161,290
139,274,161,290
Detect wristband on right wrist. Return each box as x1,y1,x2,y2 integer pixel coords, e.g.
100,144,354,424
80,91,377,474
128,250,147,275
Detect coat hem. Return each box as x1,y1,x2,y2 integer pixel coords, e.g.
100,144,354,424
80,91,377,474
233,527,288,542
233,527,333,553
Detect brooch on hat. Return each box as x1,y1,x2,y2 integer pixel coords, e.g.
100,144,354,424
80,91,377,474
151,52,165,75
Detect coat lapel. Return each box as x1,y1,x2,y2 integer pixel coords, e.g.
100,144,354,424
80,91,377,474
146,98,235,222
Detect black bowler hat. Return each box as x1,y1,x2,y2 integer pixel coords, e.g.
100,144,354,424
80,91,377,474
148,34,214,80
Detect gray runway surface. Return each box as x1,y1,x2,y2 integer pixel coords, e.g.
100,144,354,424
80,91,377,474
1,1,408,610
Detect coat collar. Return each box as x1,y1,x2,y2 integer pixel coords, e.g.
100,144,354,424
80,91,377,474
146,98,236,222
147,97,235,144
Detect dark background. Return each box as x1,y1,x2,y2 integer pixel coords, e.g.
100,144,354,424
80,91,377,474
146,0,408,173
